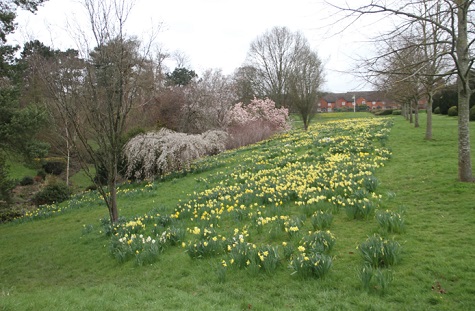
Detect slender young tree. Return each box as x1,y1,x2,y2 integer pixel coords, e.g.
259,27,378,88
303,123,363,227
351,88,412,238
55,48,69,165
41,0,157,223
418,1,450,139
377,36,425,127
17,42,86,186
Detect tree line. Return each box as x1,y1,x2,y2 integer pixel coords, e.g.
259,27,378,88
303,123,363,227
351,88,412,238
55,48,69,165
331,0,474,182
0,0,324,223
3,0,473,225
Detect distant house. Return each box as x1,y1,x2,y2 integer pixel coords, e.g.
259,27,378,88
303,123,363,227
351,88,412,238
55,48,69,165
317,91,399,112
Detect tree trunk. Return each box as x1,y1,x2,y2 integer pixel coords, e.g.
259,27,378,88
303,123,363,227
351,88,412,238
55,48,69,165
303,115,309,131
456,0,474,182
425,93,433,140
66,144,70,186
65,125,71,186
107,160,119,223
457,88,474,181
409,102,413,123
108,179,119,223
414,100,419,128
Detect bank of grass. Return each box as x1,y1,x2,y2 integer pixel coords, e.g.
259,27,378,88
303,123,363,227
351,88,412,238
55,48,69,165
0,112,474,310
5,157,36,181
69,165,96,191
375,113,475,309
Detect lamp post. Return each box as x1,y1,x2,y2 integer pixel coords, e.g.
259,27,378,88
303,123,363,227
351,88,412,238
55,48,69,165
352,95,356,113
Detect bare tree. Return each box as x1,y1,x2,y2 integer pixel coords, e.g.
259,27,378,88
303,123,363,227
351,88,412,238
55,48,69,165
245,26,308,108
374,35,425,127
41,0,157,223
331,0,474,182
42,49,85,186
179,69,236,133
377,51,420,126
233,66,259,104
287,45,324,130
152,46,169,89
172,50,190,68
418,1,451,139
153,68,236,134
191,69,237,130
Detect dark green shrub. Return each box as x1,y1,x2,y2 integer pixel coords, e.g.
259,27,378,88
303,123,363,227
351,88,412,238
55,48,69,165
25,141,50,159
123,127,146,142
334,107,352,113
85,184,98,191
19,176,34,186
36,169,46,179
33,183,71,206
447,106,458,117
93,149,128,184
42,160,66,175
357,104,369,112
0,209,22,223
0,156,14,206
375,109,393,116
470,106,475,121
392,110,402,115
94,164,108,185
433,88,457,114
434,107,441,114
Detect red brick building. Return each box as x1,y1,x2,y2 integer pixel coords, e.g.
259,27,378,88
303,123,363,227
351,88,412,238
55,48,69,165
317,91,399,112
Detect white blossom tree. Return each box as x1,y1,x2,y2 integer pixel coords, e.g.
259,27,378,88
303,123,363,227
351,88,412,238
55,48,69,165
123,129,228,180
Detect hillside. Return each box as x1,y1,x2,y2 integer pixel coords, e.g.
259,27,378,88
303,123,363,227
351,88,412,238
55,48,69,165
1,113,474,310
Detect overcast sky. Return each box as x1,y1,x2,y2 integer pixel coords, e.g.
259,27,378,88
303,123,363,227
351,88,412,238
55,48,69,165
8,0,381,93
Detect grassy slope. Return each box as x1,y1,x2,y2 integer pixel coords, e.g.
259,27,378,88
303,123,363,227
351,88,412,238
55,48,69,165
0,113,474,310
375,113,475,309
5,158,36,181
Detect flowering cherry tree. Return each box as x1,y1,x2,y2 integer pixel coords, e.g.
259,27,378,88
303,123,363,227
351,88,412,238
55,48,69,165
123,129,228,180
225,98,290,148
227,98,290,131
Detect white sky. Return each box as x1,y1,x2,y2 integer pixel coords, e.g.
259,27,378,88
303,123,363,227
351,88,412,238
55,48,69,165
8,0,381,92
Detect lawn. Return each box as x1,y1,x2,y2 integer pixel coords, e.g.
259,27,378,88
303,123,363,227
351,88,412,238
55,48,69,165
5,157,37,181
0,112,474,310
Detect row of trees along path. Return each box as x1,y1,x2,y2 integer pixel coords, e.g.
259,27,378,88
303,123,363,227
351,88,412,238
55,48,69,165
331,0,474,182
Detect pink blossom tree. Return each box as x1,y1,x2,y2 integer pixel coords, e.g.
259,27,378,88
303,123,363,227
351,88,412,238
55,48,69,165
226,98,290,148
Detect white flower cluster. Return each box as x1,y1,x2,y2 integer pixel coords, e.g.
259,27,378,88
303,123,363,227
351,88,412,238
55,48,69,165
123,128,228,180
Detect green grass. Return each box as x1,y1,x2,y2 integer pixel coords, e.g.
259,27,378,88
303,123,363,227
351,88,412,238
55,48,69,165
5,157,37,180
1,113,474,310
69,165,95,191
291,111,371,129
374,113,475,309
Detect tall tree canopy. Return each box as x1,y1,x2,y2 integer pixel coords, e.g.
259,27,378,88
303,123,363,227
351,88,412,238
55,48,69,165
244,26,324,129
165,67,197,87
245,26,307,108
0,0,47,43
0,0,49,207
